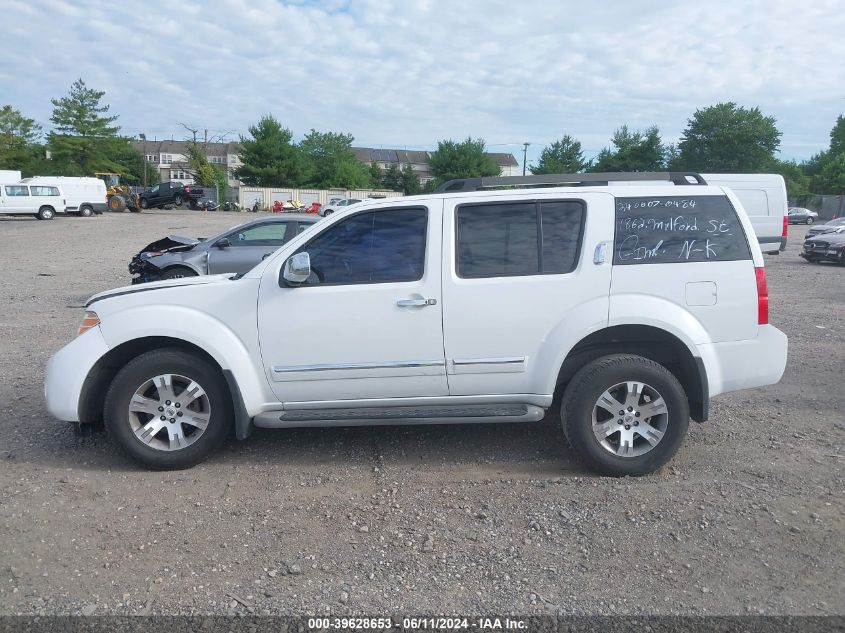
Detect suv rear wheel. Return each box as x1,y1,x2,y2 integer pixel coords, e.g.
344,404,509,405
103,349,232,469
139,197,149,209
37,206,55,220
561,354,689,476
174,194,184,207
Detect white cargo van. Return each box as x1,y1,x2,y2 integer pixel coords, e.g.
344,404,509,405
21,176,107,217
702,174,788,254
0,183,65,220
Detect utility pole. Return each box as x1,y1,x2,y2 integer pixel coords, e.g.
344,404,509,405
139,133,147,188
522,142,530,176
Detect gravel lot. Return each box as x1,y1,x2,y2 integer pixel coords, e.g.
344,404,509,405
0,210,843,617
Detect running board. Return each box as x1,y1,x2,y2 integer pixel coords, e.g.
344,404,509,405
252,404,545,428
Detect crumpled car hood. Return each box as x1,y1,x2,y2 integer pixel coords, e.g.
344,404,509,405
138,234,202,255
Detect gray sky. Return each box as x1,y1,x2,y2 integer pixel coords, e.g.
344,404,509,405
2,0,843,169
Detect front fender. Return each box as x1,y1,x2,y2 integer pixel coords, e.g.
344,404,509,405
98,305,273,417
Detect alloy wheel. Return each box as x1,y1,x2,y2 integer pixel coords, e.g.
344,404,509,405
591,381,669,457
127,373,211,451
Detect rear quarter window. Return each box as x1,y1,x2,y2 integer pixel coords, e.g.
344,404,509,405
614,195,751,265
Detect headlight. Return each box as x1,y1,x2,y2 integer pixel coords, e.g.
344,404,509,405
78,311,100,336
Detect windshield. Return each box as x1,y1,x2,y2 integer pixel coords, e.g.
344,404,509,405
97,173,120,188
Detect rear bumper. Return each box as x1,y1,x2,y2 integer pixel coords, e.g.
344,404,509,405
44,327,109,422
697,325,788,397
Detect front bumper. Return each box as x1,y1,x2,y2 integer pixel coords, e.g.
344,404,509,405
800,247,845,264
129,256,163,284
44,326,110,422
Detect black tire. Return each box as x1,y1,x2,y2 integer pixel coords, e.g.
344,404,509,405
103,348,233,469
108,196,127,212
159,267,198,280
139,197,149,209
806,217,814,225
323,209,334,216
174,195,183,207
37,206,55,220
560,354,689,477
79,205,94,218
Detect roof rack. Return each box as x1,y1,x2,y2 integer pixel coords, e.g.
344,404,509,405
433,172,707,193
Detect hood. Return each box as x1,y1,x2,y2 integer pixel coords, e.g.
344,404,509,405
806,231,845,245
138,234,202,256
86,273,236,307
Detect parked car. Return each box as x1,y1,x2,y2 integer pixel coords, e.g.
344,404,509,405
787,207,819,224
128,214,319,283
45,171,788,475
138,181,204,209
805,216,845,238
320,197,362,216
21,176,107,217
800,229,845,265
0,183,65,220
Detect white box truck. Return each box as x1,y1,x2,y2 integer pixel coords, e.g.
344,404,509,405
0,169,22,184
20,176,108,217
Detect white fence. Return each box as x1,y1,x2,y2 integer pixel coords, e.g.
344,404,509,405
239,187,403,211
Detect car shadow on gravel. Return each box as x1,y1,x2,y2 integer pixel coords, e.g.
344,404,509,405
19,416,588,476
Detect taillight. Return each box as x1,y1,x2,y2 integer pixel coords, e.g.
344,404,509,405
755,267,768,325
782,215,788,237
184,186,191,192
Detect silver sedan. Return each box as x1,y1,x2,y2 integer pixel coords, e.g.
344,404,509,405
129,214,320,283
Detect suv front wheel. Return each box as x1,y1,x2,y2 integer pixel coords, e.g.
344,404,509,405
561,354,689,477
103,349,232,469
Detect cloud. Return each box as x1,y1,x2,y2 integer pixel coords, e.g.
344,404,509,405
1,0,843,164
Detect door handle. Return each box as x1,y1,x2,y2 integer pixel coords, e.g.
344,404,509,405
396,298,436,307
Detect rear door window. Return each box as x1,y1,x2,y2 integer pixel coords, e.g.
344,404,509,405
613,195,751,264
5,186,29,196
456,200,585,278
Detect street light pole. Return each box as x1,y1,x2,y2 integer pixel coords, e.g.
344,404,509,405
522,142,530,176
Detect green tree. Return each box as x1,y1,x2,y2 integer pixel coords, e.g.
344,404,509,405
590,125,666,172
531,135,589,173
400,164,421,195
235,115,306,186
381,163,402,191
771,159,811,199
46,79,131,176
367,161,383,188
428,137,500,184
829,115,845,156
815,152,845,195
675,103,781,172
187,141,227,200
0,105,44,174
299,130,371,189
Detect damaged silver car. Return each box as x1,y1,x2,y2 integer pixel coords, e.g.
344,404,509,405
129,214,319,283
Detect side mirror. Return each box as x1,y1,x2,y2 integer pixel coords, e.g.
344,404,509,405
216,238,231,248
281,252,311,286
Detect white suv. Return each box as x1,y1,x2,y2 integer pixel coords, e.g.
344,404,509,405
44,172,788,476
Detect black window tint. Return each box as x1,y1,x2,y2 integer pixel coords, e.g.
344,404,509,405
457,203,538,277
456,200,585,278
299,208,427,285
613,195,752,265
540,201,584,274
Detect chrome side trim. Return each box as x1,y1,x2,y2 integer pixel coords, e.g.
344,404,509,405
452,356,525,366
271,359,445,373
